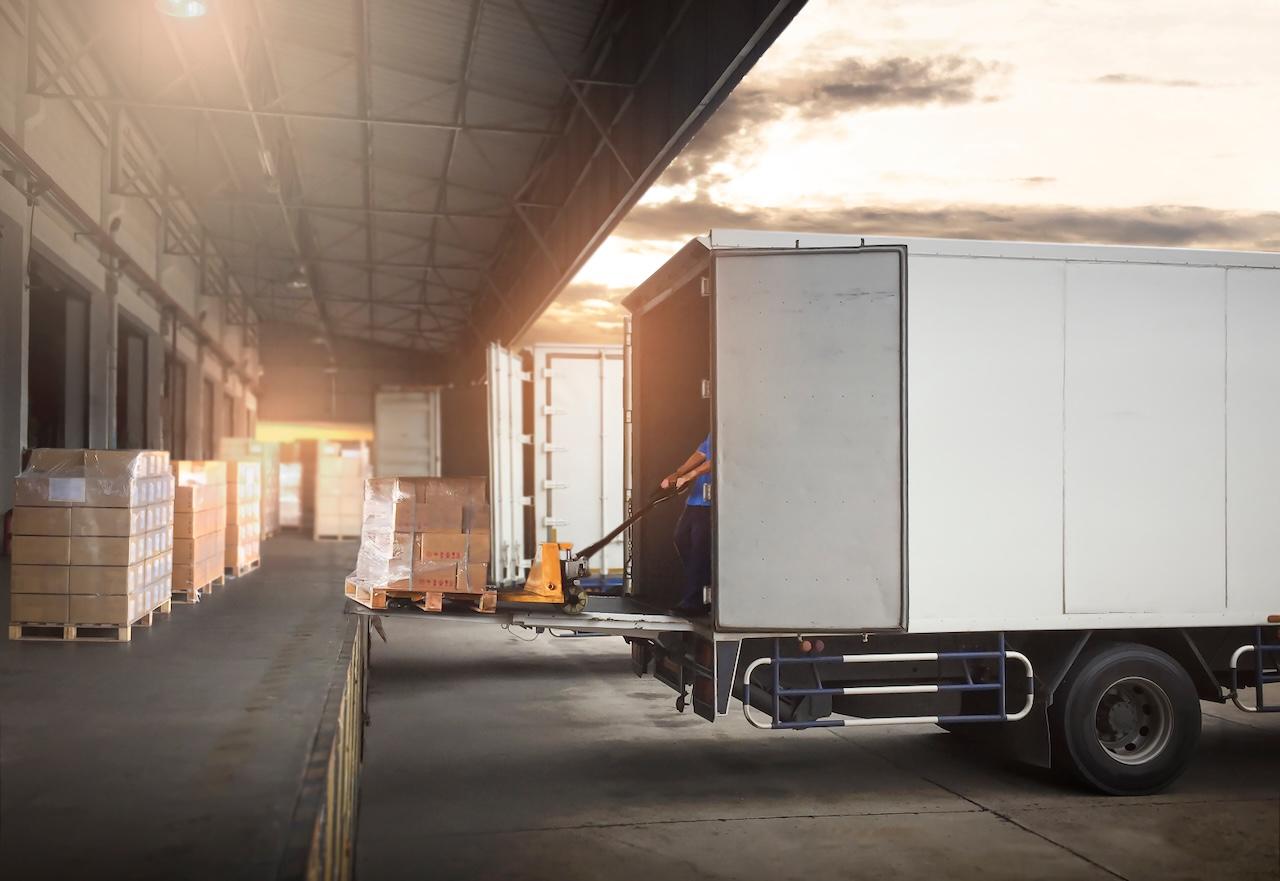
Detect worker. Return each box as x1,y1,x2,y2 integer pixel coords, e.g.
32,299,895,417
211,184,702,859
661,433,712,616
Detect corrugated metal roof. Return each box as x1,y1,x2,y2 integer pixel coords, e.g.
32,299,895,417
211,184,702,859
64,0,609,351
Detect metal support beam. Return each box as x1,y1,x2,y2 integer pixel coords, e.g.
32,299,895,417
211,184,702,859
215,2,335,360
27,91,561,136
512,0,635,183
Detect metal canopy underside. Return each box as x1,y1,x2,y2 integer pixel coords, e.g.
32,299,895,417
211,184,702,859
27,0,805,357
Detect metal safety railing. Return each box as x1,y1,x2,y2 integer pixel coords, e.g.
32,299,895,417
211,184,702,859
742,635,1034,730
1229,626,1280,713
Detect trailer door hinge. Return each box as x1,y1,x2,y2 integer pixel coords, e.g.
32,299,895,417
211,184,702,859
542,406,566,416
540,368,555,378
520,495,533,506
543,480,568,490
543,517,568,527
542,443,567,453
701,379,711,399
624,409,632,424
700,276,712,297
520,433,533,445
520,371,533,382
702,483,713,503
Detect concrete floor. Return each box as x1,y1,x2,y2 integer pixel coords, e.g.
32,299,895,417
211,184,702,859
358,617,1280,881
0,535,354,880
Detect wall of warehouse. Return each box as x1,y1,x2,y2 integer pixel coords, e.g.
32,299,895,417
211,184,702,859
0,4,259,516
256,323,447,426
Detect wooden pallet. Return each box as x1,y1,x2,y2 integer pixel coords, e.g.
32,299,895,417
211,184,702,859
10,598,172,643
225,557,262,579
346,582,496,615
314,534,357,541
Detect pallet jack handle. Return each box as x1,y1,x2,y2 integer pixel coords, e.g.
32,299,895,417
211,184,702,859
572,481,692,562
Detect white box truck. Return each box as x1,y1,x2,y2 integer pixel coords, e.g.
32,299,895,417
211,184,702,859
503,229,1280,796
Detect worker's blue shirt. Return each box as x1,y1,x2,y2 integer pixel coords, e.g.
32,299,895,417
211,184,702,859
687,433,712,507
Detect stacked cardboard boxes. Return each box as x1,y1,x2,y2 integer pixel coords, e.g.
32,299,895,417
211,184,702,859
345,477,491,612
279,462,302,528
171,460,227,602
9,449,175,638
314,442,369,539
225,460,262,575
218,438,280,537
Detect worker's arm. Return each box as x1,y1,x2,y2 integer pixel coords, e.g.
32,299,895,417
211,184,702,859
661,448,706,489
674,459,711,490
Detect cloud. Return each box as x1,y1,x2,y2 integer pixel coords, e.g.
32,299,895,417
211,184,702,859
1095,73,1204,88
666,54,1004,184
617,200,1280,252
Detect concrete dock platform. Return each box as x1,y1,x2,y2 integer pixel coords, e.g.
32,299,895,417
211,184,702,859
0,535,355,880
357,616,1280,881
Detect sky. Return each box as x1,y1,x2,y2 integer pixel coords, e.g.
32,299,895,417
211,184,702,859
520,0,1280,345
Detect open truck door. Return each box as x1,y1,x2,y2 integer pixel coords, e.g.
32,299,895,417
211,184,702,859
486,343,527,587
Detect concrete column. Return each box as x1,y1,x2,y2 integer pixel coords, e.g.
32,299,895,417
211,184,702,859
0,208,31,512
146,328,165,449
184,348,201,461
87,271,118,448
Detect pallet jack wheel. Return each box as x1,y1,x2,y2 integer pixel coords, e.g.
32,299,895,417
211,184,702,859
562,590,589,615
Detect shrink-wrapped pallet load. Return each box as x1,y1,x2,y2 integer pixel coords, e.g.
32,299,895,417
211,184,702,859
217,438,280,537
225,460,262,577
170,460,227,602
344,477,492,613
10,449,175,642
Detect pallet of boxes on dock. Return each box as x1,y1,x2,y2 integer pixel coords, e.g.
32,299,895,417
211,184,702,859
171,461,227,603
314,442,369,540
218,438,280,538
345,476,492,614
279,461,302,529
225,461,262,578
9,449,174,643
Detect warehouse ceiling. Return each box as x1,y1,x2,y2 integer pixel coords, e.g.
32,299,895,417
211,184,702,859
25,0,805,359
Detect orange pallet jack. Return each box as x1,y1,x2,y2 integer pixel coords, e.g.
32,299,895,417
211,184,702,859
501,481,691,613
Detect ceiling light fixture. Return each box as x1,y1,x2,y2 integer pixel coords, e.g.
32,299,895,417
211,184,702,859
156,0,208,18
286,268,309,290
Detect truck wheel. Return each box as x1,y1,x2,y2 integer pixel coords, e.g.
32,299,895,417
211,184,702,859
1050,642,1200,795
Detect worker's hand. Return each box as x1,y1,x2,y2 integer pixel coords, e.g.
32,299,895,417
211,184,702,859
675,472,694,490
660,473,679,489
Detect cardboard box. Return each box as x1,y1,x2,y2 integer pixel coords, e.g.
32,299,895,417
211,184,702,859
69,506,148,537
412,564,464,593
14,474,83,507
68,563,147,596
175,483,227,513
11,593,69,624
69,593,148,626
173,531,224,566
12,507,72,536
467,531,491,566
11,565,70,594
12,535,72,565
175,507,223,539
463,563,489,593
69,534,148,567
418,532,469,563
173,460,227,486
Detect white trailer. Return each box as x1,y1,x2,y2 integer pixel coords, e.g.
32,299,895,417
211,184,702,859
373,387,441,478
566,229,1280,795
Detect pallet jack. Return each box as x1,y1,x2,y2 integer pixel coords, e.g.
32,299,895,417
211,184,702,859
501,481,692,613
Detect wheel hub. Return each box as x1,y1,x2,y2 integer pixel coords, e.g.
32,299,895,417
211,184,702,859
1093,676,1174,766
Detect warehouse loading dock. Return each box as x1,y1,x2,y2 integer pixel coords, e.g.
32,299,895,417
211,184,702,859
0,1,808,876
3,2,1279,879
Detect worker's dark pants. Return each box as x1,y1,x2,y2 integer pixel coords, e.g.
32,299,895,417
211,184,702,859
673,505,712,610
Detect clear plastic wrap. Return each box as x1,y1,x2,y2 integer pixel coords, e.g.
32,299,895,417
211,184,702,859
346,477,491,603
15,449,172,508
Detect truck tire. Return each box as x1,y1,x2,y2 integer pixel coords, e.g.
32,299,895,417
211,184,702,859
1050,641,1200,795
